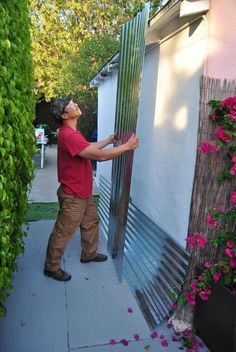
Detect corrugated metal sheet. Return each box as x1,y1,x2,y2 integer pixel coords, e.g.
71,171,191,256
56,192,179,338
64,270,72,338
107,3,150,281
99,176,190,328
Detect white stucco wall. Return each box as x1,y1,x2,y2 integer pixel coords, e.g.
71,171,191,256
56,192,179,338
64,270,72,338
95,18,207,247
206,0,236,79
131,18,206,246
95,73,118,185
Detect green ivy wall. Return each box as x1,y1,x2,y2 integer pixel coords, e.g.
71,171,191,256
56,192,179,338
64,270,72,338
0,1,35,317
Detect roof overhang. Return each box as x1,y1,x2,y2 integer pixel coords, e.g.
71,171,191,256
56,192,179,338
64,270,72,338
147,0,210,44
90,0,210,87
90,52,119,88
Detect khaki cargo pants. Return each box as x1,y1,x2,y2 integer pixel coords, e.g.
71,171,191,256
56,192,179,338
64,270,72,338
45,186,99,271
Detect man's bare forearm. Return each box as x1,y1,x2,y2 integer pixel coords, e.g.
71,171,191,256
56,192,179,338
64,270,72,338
91,138,110,150
97,144,129,161
79,134,139,161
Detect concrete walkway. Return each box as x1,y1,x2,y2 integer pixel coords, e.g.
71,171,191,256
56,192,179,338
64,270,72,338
28,145,60,202
0,145,209,352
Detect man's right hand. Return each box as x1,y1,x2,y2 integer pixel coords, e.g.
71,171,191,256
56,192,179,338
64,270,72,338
126,134,139,150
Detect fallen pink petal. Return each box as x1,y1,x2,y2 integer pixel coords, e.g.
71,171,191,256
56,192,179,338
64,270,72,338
127,307,133,313
160,334,164,339
120,339,129,346
183,329,190,336
110,339,116,345
150,330,158,339
161,339,168,347
133,334,140,340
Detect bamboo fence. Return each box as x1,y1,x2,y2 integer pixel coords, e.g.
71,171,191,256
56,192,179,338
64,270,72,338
176,76,236,324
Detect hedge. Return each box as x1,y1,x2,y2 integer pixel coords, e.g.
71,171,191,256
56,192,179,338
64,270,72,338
0,1,35,317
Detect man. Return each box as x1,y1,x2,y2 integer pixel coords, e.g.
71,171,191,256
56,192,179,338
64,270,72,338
44,96,139,281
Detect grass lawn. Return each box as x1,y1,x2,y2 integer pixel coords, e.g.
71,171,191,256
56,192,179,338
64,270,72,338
27,196,99,221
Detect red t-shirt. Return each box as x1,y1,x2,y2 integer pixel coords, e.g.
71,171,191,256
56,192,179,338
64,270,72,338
57,125,93,198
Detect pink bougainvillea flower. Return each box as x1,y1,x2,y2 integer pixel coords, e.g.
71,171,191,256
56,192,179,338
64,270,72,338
204,260,212,268
232,156,236,163
161,339,168,347
199,290,211,301
225,248,234,257
229,111,236,122
220,96,236,109
214,125,233,143
213,206,224,212
227,241,234,248
211,113,217,121
198,141,220,154
230,192,236,204
230,259,236,268
230,166,236,175
185,233,196,249
150,331,158,339
186,233,206,249
206,213,217,228
222,266,229,273
127,307,133,313
183,291,196,306
196,235,207,248
190,281,200,293
120,339,129,346
213,272,221,282
160,334,164,339
110,339,116,345
198,274,205,281
133,334,140,340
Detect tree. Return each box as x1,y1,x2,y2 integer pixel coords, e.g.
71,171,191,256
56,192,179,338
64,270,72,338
29,0,163,100
59,34,120,140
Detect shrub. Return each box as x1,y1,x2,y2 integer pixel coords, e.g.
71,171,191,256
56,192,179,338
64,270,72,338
0,1,35,317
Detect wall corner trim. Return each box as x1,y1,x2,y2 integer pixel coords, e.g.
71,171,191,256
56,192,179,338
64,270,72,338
180,0,210,18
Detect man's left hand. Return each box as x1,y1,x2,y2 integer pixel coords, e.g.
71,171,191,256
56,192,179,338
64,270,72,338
108,133,118,144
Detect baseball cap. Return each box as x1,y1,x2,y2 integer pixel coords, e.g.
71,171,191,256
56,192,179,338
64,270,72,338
50,96,71,121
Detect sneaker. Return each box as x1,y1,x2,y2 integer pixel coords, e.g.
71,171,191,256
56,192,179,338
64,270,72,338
44,268,71,281
80,253,108,263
